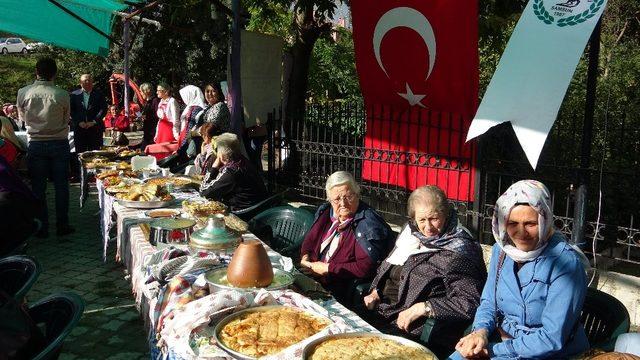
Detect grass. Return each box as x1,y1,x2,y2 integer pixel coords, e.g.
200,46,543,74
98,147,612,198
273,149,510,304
0,54,37,104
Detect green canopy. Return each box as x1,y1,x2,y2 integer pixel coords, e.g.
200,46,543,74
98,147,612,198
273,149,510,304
0,0,143,56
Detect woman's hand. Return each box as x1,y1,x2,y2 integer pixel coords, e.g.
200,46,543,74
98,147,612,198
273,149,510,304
455,329,489,359
212,153,222,169
363,289,380,310
300,259,329,277
396,302,427,332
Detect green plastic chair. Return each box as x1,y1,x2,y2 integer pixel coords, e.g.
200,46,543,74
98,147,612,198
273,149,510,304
581,287,630,351
30,292,85,360
0,255,41,302
248,206,315,258
232,191,285,222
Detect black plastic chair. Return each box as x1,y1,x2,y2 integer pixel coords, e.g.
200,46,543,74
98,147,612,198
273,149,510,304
581,287,630,351
248,205,315,258
0,255,41,302
30,292,85,360
232,191,285,222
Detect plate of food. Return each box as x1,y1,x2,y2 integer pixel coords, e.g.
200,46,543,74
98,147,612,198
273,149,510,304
145,176,199,189
145,208,182,218
302,332,438,360
194,305,331,359
79,150,116,161
182,199,227,218
116,183,175,208
205,267,294,293
105,178,143,194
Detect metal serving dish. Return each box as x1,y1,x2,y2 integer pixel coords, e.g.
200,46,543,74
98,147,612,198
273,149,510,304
205,266,294,293
213,305,332,360
117,197,175,209
144,176,200,190
144,208,182,218
302,332,438,360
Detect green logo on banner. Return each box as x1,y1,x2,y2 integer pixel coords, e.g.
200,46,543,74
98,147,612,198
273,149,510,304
533,0,604,27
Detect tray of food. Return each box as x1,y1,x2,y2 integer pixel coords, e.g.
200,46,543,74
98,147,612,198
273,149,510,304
182,199,227,217
116,183,175,208
205,267,294,293
194,305,331,359
79,150,117,161
105,178,143,194
115,148,141,159
302,332,438,360
145,176,199,189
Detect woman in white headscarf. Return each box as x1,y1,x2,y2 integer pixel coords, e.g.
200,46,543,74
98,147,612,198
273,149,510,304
177,85,206,157
450,180,589,360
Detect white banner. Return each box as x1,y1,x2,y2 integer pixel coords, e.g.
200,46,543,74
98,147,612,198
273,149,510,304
466,0,607,168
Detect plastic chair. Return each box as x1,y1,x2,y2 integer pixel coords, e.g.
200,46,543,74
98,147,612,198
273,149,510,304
0,255,41,302
232,191,285,222
248,205,315,258
30,292,85,360
581,287,630,351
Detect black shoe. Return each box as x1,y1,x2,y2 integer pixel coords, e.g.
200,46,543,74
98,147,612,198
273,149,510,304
35,228,49,239
56,225,75,237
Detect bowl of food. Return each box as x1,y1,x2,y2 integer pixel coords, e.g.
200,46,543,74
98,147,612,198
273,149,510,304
182,199,227,218
212,305,332,359
302,332,438,360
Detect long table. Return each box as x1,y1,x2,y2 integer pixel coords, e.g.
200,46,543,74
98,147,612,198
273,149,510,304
98,184,377,359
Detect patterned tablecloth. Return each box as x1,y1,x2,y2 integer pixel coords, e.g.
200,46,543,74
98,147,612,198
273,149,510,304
98,185,378,359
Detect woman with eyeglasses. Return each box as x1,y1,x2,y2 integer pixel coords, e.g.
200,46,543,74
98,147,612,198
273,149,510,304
299,171,393,304
362,185,487,358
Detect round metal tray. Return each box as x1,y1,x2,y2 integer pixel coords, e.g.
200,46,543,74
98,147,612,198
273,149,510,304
144,176,199,190
117,197,175,209
302,332,438,360
205,267,294,292
213,305,332,360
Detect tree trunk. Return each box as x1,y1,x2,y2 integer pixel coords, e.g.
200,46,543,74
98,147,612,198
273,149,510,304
284,8,331,138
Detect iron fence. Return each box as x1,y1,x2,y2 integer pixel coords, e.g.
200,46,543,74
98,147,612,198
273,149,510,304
266,101,640,268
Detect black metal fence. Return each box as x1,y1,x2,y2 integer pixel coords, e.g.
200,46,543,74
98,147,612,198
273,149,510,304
266,102,640,268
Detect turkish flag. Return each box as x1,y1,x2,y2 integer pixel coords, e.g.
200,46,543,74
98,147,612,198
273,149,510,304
351,0,479,201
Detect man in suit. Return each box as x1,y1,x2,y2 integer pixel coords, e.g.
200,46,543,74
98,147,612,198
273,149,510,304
70,74,107,153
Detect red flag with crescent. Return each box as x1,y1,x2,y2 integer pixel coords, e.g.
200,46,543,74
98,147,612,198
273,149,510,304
351,0,479,201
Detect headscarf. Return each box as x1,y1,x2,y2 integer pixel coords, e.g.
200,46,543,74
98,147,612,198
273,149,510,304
492,179,554,262
178,85,206,122
386,209,483,265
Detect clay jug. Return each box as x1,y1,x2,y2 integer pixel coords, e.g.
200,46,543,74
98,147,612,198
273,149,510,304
227,239,274,288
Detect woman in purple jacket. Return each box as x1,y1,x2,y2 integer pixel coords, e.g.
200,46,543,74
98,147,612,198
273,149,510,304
300,171,393,303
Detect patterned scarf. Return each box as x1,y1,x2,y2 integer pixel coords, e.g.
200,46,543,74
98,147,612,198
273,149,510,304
409,209,483,263
319,212,354,262
492,179,553,263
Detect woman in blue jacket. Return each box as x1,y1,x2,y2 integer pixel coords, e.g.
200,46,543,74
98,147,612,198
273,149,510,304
450,180,589,359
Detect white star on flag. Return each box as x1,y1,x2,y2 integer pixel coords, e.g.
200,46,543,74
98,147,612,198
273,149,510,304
397,83,426,108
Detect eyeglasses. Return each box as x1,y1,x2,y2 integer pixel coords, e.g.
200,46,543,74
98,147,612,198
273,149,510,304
330,194,356,204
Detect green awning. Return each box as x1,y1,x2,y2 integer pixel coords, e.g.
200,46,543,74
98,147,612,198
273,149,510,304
0,0,144,56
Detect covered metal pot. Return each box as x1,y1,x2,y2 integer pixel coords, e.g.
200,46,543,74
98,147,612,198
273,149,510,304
190,214,241,252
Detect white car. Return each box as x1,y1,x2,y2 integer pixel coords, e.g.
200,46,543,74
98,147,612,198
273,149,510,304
0,37,28,54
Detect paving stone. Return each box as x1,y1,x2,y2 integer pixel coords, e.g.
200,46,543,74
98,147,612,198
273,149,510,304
27,184,149,358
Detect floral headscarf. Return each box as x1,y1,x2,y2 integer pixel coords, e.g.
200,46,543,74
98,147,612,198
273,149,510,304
493,179,554,262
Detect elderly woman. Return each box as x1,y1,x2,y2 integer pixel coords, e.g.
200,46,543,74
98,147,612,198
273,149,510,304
451,180,589,360
199,132,267,210
139,83,160,147
193,123,222,175
299,171,393,303
362,185,486,357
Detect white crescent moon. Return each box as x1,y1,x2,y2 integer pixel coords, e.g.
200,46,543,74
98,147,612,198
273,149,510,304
373,7,436,80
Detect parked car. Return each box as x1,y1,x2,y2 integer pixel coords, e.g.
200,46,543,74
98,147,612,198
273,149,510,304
0,37,28,54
